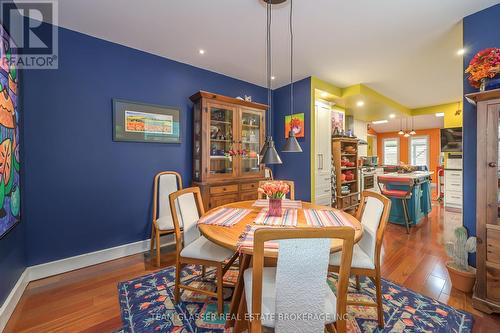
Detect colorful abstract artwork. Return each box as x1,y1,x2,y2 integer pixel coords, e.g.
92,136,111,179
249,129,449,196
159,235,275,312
284,113,304,138
0,25,20,238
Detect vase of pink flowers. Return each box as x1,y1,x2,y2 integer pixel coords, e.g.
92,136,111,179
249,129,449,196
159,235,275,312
258,181,290,217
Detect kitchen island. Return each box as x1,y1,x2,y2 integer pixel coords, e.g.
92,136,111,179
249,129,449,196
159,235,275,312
380,171,433,226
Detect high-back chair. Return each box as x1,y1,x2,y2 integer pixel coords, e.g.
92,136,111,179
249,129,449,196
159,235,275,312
169,187,236,314
151,171,182,267
377,175,414,233
264,167,273,180
329,191,391,328
257,180,295,200
242,227,355,333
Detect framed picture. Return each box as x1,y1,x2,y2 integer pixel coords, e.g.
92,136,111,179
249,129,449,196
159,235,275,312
0,25,21,239
284,113,305,138
331,108,345,132
113,99,181,143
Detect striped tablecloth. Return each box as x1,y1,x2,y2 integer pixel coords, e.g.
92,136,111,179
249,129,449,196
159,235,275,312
197,207,251,227
254,208,298,226
303,209,361,230
252,199,303,209
237,225,279,253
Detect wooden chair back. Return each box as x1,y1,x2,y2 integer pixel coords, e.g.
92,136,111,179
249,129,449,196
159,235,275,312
354,191,391,269
251,227,354,333
153,171,182,230
257,180,295,200
169,187,205,255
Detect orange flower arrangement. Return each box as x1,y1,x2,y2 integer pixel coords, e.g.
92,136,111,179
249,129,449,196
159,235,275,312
465,48,500,88
258,181,290,199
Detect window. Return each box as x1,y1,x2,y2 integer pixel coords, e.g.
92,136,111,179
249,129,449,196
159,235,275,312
383,138,399,165
410,136,429,168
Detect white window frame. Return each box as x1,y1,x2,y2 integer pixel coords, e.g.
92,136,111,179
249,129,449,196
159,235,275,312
409,135,430,168
382,137,400,165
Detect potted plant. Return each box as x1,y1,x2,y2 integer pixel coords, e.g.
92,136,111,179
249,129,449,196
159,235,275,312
258,181,290,217
465,47,500,91
445,226,477,293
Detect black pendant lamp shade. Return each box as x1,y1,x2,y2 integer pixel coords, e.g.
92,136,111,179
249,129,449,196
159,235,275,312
259,136,270,157
261,136,282,164
282,130,303,152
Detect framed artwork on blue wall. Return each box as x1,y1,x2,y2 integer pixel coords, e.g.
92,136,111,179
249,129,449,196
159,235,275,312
112,99,181,143
0,25,21,239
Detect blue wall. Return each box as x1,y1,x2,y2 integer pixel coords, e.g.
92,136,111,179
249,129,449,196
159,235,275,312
272,78,311,201
462,3,500,266
22,26,266,265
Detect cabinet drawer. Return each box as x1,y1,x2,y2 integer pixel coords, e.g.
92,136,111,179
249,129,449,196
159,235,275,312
240,191,258,201
240,182,259,191
209,194,238,209
337,196,351,209
445,181,462,193
445,192,462,204
350,195,359,207
486,264,500,302
444,171,462,183
210,184,238,195
487,228,500,264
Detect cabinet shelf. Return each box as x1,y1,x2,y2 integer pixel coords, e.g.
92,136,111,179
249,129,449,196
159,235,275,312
211,139,232,143
242,124,260,128
341,167,357,170
211,120,231,125
341,180,357,184
210,156,230,159
341,153,357,157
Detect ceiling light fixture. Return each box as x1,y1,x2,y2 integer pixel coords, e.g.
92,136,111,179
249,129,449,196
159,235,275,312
372,120,388,124
320,91,329,98
389,113,396,119
435,112,445,117
282,0,302,153
260,0,282,164
356,100,365,107
457,48,466,56
398,118,404,135
198,49,205,54
271,76,276,80
409,116,416,135
404,132,411,137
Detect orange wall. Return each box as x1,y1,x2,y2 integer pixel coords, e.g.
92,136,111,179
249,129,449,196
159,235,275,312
377,128,441,184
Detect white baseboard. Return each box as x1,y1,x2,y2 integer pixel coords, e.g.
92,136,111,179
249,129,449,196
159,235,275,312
0,235,175,332
0,269,29,332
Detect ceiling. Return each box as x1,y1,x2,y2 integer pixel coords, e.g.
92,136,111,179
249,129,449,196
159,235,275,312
370,114,444,133
49,0,498,108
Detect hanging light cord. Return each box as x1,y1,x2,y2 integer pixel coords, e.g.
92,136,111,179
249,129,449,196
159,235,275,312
289,0,293,116
266,2,272,135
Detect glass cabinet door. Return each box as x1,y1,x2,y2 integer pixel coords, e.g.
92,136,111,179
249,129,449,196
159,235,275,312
207,103,237,179
240,109,263,176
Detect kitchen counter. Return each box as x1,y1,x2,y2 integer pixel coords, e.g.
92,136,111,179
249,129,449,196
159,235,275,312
381,171,433,227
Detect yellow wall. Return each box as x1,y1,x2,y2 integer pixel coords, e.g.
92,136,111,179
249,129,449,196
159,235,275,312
411,102,463,128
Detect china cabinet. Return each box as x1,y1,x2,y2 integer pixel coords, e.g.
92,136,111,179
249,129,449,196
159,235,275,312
466,88,500,314
190,91,267,210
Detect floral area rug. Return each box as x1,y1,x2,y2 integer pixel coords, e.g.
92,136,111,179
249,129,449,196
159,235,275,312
115,265,473,332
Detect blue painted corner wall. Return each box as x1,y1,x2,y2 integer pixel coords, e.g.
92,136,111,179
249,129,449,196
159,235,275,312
22,26,266,265
272,78,311,201
462,3,500,267
0,0,26,306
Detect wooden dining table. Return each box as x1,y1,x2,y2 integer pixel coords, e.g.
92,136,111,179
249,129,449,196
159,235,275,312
198,200,364,331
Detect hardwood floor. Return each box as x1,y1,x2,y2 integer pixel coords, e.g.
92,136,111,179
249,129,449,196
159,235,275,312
5,201,500,332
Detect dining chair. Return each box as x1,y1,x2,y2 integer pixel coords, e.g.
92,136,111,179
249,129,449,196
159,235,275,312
377,175,414,233
257,180,295,200
328,191,391,329
151,171,183,267
240,227,355,333
169,187,237,314
264,167,273,180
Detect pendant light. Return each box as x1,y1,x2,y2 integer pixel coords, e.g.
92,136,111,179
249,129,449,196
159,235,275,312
260,1,282,165
282,0,302,153
403,118,410,137
398,118,404,135
409,116,416,135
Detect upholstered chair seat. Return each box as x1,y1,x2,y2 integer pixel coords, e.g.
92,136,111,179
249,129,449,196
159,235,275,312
180,236,234,262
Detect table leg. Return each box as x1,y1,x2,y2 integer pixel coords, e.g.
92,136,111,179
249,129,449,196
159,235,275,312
225,253,251,328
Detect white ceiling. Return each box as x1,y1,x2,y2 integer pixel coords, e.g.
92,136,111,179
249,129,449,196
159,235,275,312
370,114,444,133
51,0,498,108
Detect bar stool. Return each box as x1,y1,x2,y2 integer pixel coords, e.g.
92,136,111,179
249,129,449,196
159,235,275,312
377,176,414,233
